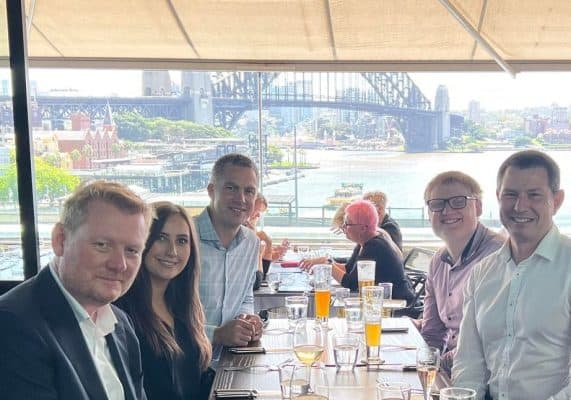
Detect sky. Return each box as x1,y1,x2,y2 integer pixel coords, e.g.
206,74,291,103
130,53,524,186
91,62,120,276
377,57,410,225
1,68,570,113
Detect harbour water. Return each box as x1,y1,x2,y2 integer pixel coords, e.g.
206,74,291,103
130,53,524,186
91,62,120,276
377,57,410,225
265,149,571,229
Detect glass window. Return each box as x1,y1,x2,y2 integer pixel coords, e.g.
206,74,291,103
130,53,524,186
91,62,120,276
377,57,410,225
18,68,571,261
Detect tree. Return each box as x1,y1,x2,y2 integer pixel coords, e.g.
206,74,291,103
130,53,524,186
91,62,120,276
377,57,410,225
70,149,82,162
0,157,79,202
113,112,234,142
43,152,62,167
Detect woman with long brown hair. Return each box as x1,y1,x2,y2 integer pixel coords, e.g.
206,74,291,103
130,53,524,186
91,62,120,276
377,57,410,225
117,201,213,400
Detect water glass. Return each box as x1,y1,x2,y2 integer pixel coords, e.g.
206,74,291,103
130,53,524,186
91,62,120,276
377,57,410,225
267,272,281,293
285,295,308,330
378,282,393,318
332,333,360,371
376,381,411,400
439,387,477,400
344,297,364,332
357,260,375,296
290,364,329,399
278,363,307,399
334,287,350,317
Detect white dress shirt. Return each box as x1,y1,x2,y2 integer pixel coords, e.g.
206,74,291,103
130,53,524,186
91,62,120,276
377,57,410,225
453,226,571,400
49,263,125,400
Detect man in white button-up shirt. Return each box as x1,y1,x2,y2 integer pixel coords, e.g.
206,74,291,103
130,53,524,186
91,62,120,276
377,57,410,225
0,181,152,400
453,150,570,400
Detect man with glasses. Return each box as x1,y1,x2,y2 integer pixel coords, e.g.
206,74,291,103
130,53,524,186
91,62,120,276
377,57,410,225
454,150,571,400
421,171,503,377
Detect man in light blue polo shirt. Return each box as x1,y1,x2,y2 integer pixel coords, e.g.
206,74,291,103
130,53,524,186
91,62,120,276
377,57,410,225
196,153,263,356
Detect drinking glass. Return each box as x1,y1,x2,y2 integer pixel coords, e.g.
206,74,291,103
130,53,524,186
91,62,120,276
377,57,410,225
333,333,359,371
357,260,375,296
313,264,332,328
267,272,281,293
285,295,309,330
439,387,476,400
376,381,411,400
362,286,383,365
334,287,350,317
290,363,329,399
293,322,325,396
344,297,364,332
416,347,440,400
378,282,393,318
279,363,308,399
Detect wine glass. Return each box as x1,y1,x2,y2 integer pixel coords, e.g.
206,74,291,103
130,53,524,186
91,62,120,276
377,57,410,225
292,321,325,395
416,347,440,400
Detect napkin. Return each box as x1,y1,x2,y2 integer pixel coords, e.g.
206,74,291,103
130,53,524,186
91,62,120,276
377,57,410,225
280,261,299,268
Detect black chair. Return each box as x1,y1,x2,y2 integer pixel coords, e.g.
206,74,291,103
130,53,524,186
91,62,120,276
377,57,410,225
395,247,435,318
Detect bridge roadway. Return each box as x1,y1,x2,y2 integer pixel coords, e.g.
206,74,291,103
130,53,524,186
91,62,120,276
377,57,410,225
0,94,445,152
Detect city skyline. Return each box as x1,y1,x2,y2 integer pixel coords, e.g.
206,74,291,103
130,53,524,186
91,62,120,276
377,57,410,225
0,68,570,114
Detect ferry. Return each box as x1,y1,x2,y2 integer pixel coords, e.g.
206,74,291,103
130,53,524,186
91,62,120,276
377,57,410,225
325,182,363,208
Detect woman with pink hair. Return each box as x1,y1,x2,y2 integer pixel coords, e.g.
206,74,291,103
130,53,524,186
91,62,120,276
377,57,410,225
331,199,415,304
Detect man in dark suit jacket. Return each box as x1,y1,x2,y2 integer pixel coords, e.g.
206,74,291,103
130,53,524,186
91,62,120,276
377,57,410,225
0,181,153,400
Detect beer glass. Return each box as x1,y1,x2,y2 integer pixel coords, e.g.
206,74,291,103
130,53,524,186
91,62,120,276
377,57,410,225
313,264,332,328
378,282,393,318
362,286,383,365
357,260,375,296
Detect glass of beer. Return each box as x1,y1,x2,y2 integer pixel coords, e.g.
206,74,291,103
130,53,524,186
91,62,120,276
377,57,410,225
378,282,393,318
334,287,350,317
313,264,332,328
416,347,440,400
362,286,383,365
357,260,375,296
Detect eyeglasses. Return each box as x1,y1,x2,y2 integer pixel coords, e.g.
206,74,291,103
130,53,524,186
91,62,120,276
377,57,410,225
426,195,477,212
341,221,366,231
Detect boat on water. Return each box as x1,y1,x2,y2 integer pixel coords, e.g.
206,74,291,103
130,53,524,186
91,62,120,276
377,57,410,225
325,182,364,208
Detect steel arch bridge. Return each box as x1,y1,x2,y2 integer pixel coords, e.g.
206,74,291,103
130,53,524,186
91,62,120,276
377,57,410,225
0,72,441,151
211,71,438,151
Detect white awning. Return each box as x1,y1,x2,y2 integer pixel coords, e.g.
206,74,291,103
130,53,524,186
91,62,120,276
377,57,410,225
1,0,571,73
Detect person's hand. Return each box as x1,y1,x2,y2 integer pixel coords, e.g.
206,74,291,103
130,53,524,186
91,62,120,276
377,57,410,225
213,318,257,347
238,313,264,341
299,256,327,272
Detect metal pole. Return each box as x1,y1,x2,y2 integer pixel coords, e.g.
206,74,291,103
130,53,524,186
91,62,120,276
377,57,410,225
257,72,265,228
6,0,40,279
257,72,264,192
294,126,299,220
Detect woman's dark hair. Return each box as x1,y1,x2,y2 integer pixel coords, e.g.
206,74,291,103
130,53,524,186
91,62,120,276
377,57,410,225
118,201,211,370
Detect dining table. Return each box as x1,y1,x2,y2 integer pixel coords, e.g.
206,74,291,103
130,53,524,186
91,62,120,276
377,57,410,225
210,317,450,399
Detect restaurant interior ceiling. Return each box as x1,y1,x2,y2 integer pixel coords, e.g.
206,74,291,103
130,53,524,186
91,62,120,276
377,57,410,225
1,0,571,75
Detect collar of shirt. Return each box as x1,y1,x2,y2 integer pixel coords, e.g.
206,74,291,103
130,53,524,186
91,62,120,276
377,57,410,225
196,207,245,250
48,260,117,336
498,224,559,265
441,223,491,269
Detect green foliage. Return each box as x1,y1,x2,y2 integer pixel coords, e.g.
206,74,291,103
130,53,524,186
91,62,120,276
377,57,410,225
514,136,532,147
43,152,62,167
0,158,79,202
114,112,234,142
267,144,283,163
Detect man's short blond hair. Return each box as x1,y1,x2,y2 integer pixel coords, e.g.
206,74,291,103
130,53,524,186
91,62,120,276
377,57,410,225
60,180,153,234
424,171,483,202
363,191,387,209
